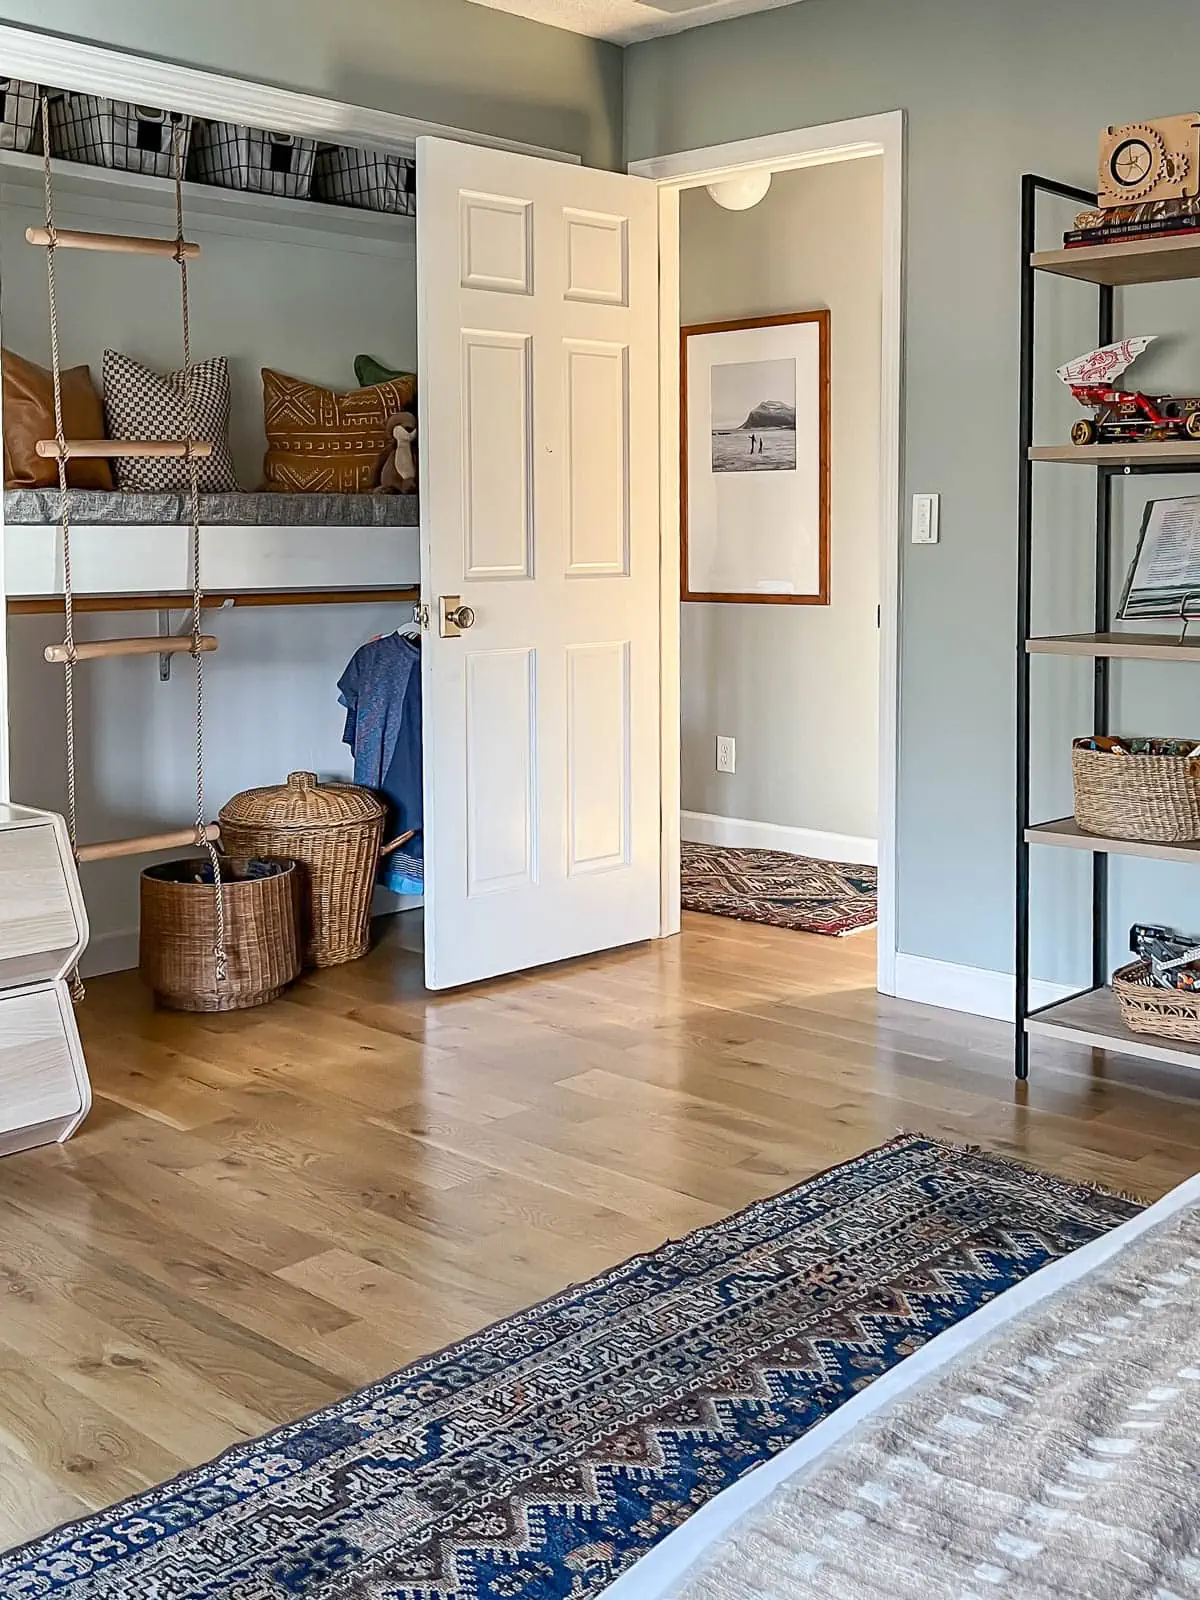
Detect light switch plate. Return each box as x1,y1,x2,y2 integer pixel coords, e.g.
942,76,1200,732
912,492,940,544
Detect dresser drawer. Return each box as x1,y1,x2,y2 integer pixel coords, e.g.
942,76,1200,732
0,984,86,1137
0,822,81,986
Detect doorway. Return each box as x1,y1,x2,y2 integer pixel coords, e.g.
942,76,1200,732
631,112,904,995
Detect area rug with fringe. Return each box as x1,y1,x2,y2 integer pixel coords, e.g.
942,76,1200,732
0,1136,1139,1599
681,841,877,936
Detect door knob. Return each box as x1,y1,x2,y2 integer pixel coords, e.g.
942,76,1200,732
439,595,476,637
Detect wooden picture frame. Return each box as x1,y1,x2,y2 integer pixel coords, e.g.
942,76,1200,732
681,310,830,605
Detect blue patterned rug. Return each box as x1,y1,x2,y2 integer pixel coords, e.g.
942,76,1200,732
0,1135,1139,1599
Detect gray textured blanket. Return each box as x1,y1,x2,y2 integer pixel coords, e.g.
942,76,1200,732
673,1205,1200,1599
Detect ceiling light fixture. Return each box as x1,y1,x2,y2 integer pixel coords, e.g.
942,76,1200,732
706,170,773,211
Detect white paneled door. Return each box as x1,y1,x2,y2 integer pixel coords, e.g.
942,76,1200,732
417,137,661,990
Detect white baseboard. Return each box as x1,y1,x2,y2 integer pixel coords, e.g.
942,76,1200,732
681,809,877,867
80,928,139,979
892,951,1077,1022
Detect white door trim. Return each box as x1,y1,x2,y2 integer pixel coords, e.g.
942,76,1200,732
0,23,581,164
630,110,905,998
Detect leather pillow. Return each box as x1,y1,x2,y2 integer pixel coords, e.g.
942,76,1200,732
103,349,240,493
262,367,418,493
2,349,113,490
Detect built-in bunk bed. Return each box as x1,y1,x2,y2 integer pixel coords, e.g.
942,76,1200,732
0,79,427,986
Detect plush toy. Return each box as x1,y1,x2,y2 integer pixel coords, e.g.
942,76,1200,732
378,411,418,494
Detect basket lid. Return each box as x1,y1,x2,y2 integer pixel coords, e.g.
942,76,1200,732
219,771,384,832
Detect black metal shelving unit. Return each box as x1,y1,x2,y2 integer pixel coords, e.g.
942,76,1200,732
1016,172,1200,1081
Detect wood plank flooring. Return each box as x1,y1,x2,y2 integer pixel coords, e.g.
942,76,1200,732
1,911,1199,1548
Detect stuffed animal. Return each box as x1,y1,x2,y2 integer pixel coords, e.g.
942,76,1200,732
377,411,418,495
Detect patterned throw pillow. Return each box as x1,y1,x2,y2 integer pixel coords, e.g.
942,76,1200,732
103,349,240,493
262,368,419,494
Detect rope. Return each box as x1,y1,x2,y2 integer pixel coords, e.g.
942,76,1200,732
172,119,227,984
40,95,84,1004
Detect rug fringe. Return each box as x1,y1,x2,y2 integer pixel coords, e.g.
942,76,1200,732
892,1128,1152,1210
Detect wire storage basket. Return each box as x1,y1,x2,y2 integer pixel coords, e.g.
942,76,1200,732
0,79,38,152
218,772,385,968
140,857,301,1013
1072,740,1200,843
1112,959,1200,1043
312,144,416,215
47,95,192,178
189,120,317,198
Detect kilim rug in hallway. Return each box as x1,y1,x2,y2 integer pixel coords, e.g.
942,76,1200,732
681,839,877,935
0,1136,1137,1599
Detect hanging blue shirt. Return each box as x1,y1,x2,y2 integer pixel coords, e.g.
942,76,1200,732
338,634,423,881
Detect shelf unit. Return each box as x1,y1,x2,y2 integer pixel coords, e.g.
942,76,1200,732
1018,175,1200,1080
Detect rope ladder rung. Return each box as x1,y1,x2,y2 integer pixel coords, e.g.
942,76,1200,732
26,227,201,260
44,635,219,665
36,439,214,461
76,824,221,865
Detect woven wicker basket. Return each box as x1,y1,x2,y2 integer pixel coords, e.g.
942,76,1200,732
218,772,384,968
1072,744,1200,842
140,857,301,1013
1113,959,1200,1042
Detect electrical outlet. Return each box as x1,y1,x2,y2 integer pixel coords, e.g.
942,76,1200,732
716,735,736,774
912,492,940,544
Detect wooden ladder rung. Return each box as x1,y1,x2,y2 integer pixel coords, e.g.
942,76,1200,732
36,439,214,461
76,824,220,865
26,226,200,260
44,635,218,665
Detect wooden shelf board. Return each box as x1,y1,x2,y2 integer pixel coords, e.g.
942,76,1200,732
1032,233,1200,287
1027,631,1200,661
1027,986,1200,1072
1030,442,1200,466
1026,817,1200,865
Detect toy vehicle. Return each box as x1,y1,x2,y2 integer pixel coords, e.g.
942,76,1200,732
1059,336,1200,445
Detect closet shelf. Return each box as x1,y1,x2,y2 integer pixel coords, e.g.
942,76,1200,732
5,489,419,528
0,149,414,252
26,226,200,259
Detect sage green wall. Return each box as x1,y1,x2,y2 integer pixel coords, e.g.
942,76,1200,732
679,159,881,846
6,0,622,167
627,0,1200,979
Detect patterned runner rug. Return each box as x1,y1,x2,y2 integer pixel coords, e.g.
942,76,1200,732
681,841,877,936
0,1136,1138,1599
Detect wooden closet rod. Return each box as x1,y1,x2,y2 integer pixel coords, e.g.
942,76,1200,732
77,824,220,864
26,226,201,260
9,587,420,616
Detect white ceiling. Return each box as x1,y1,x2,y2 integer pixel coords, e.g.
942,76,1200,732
465,0,804,46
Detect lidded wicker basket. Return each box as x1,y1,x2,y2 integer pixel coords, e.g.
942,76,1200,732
140,857,301,1013
218,772,384,968
1072,742,1200,843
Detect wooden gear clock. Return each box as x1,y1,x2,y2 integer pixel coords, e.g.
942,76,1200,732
0,803,91,1158
1098,115,1200,207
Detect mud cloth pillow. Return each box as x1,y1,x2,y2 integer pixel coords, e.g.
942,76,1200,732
102,349,240,492
262,367,418,493
2,349,113,490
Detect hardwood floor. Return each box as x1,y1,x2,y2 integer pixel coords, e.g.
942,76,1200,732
1,911,1199,1548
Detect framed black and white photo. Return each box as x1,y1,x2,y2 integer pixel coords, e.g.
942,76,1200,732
681,311,830,605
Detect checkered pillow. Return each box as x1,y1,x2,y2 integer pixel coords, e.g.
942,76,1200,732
103,349,240,492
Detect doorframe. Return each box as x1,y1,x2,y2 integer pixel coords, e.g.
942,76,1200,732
630,111,905,997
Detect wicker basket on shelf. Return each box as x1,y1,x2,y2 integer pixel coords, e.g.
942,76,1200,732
140,857,301,1013
1112,959,1200,1043
1072,742,1200,842
218,772,384,968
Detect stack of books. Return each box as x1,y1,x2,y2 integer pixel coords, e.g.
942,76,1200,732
1065,196,1200,248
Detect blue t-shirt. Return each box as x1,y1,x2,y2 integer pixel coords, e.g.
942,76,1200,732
338,633,423,864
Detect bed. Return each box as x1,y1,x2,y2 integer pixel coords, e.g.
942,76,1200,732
607,1171,1200,1600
